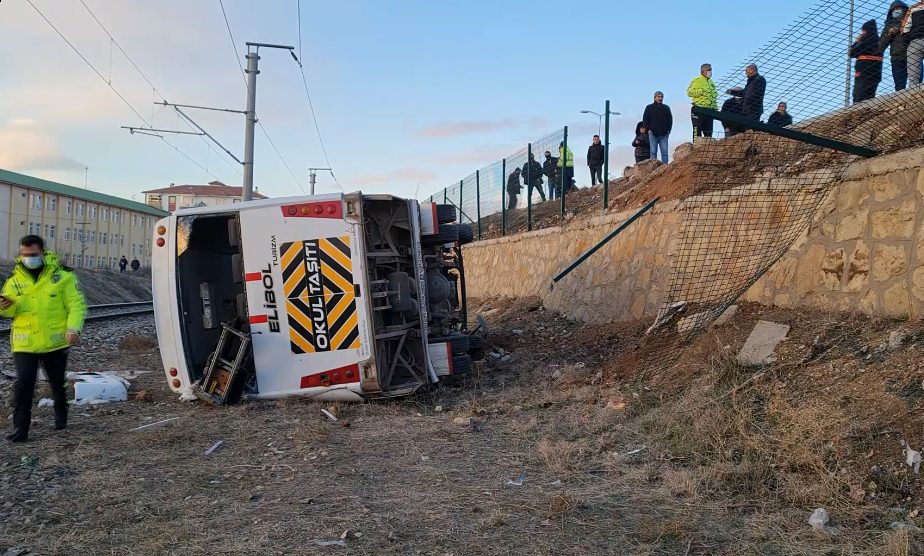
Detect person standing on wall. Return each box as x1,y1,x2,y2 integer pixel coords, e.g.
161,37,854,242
542,150,559,200
901,1,924,86
1,235,87,442
881,2,910,90
506,167,522,210
586,135,605,186
632,122,651,163
522,153,547,203
557,142,575,194
850,20,883,103
726,64,767,121
687,63,718,142
767,102,793,127
642,91,672,164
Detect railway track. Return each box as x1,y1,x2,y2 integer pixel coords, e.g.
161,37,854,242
0,301,154,335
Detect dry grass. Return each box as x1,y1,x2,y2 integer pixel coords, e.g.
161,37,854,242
119,334,159,351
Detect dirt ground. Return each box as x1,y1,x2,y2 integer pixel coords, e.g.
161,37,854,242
2,299,924,554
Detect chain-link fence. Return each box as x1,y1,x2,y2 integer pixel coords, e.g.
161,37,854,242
427,128,584,239
650,0,924,359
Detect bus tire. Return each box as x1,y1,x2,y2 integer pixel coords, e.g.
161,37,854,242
451,355,472,375
423,224,460,246
430,333,469,355
436,204,457,224
457,223,474,245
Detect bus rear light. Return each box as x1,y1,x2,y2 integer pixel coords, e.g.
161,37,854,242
156,238,165,247
300,364,360,389
157,225,167,236
280,201,343,219
169,368,178,377
171,379,181,389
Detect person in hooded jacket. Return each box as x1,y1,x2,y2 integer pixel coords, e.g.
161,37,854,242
586,135,605,186
767,102,793,127
521,153,546,203
542,151,559,200
506,168,522,210
850,20,883,103
1,235,86,442
903,1,924,86
632,122,650,163
881,2,910,90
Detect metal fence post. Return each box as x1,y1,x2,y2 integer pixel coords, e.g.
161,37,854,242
476,170,481,240
561,126,568,218
501,158,507,236
527,143,533,231
603,100,610,211
443,188,448,204
429,194,433,203
458,179,463,224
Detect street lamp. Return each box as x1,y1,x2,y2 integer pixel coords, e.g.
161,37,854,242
580,109,621,136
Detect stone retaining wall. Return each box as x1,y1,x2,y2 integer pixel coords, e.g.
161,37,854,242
462,146,924,322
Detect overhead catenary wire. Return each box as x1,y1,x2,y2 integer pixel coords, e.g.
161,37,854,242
217,0,307,194
74,0,240,177
25,0,223,181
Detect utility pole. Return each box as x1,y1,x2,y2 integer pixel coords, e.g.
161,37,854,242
243,42,295,201
308,167,331,195
84,166,88,189
243,49,259,201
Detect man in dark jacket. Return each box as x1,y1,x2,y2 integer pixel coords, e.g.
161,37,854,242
642,91,672,164
542,151,559,200
767,102,793,127
118,256,128,273
726,64,767,121
521,153,546,203
850,20,883,103
506,168,522,210
586,135,605,186
632,122,650,163
881,2,910,90
130,258,140,273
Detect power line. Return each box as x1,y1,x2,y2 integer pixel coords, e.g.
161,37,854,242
77,0,240,177
27,0,224,181
291,1,341,190
217,0,306,194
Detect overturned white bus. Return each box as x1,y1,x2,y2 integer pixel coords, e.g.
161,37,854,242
151,193,480,403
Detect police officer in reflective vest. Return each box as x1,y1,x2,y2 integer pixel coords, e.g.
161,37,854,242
0,235,87,442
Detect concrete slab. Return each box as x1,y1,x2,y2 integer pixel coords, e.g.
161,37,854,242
713,305,739,326
737,320,790,366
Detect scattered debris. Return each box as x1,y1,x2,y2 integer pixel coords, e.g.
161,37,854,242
178,384,198,402
486,348,513,368
809,508,831,532
321,409,338,422
37,398,54,408
548,480,562,487
434,405,444,412
512,329,524,336
624,447,646,456
204,440,224,456
737,321,791,366
130,416,180,432
312,540,347,548
606,399,627,411
505,474,525,487
891,521,922,532
888,330,910,350
68,371,129,405
713,304,739,326
452,416,472,427
646,302,687,334
901,440,921,473
677,311,713,335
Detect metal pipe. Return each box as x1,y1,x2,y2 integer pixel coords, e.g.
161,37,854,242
501,158,506,236
527,143,533,231
476,170,481,240
603,100,610,211
551,197,658,287
560,126,568,218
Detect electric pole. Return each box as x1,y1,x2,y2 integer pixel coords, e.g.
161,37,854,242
308,167,331,195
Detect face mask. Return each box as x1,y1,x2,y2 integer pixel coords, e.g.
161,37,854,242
894,10,904,18
705,70,713,78
22,256,44,270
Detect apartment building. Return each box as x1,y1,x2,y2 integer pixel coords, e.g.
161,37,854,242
0,168,168,268
142,181,266,212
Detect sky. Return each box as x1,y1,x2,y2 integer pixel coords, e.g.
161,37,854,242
0,0,833,202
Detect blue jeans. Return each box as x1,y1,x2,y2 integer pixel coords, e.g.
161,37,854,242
649,132,669,164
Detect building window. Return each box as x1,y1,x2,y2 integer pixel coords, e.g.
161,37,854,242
49,225,56,239
89,230,96,244
64,228,71,241
233,198,241,203
101,232,108,245
28,222,38,235
182,195,194,206
168,196,176,211
102,208,109,222
30,193,42,209
48,198,56,212
77,203,85,217
90,205,97,219
65,199,72,215
120,234,125,246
